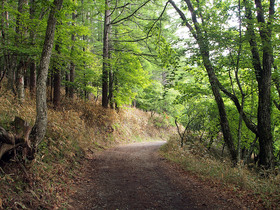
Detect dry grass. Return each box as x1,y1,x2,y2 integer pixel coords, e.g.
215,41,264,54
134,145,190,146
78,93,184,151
160,136,280,209
0,87,175,209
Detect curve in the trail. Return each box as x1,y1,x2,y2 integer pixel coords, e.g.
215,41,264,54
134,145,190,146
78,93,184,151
71,141,243,210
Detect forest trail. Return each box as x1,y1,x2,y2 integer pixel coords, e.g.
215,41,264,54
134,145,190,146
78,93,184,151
69,141,246,209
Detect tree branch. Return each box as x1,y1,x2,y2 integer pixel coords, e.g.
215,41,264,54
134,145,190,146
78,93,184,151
111,0,152,25
216,80,258,134
168,0,197,39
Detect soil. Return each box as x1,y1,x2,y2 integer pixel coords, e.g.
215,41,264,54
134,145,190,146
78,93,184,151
69,141,248,209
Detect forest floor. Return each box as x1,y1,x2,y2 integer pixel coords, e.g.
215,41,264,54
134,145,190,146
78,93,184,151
69,141,249,209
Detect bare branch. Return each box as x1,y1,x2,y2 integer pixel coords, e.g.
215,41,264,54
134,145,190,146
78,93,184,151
111,0,152,25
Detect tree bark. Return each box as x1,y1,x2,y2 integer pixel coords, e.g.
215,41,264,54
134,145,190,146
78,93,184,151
53,44,61,109
16,0,28,102
31,0,63,149
1,0,15,92
16,60,26,102
244,0,275,169
69,10,76,99
102,0,111,108
29,61,36,97
29,0,36,97
1,0,7,88
65,71,69,97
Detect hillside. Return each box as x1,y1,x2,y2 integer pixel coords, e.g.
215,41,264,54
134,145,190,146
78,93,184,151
0,90,175,209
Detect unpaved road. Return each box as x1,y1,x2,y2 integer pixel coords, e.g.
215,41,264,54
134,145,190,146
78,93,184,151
70,141,246,209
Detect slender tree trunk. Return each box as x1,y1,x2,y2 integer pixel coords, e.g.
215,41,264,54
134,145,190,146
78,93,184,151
108,70,114,109
114,74,119,111
49,70,53,102
29,61,36,96
1,0,7,87
1,0,14,92
69,63,75,98
236,0,244,163
31,0,63,149
53,67,61,108
108,42,114,109
29,0,36,97
16,0,28,102
16,60,26,102
6,55,16,92
65,71,69,97
169,0,237,162
69,11,76,99
102,0,111,108
53,44,61,109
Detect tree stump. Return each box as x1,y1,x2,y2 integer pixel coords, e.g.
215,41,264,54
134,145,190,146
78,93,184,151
0,117,32,161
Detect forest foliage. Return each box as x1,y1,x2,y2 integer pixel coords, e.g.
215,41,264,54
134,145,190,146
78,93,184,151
0,0,280,170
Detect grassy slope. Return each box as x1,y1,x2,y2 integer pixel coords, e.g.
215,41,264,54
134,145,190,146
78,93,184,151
160,137,280,209
0,90,175,209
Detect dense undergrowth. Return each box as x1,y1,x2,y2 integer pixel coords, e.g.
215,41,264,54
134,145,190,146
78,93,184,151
160,136,280,209
0,89,175,209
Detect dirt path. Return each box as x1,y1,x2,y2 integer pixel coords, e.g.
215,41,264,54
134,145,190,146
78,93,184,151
70,141,246,209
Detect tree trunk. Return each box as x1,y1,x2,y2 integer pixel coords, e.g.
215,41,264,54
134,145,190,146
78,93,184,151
6,54,16,92
108,47,114,109
65,71,69,97
53,44,61,109
31,0,63,149
29,61,36,97
2,3,16,93
244,0,275,168
169,0,237,162
29,0,36,97
69,10,76,99
69,61,75,98
16,0,28,102
16,60,26,102
102,0,111,108
1,0,7,87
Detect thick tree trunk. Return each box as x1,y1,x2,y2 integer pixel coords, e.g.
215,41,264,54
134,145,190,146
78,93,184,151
244,0,275,168
31,0,63,149
102,0,111,108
